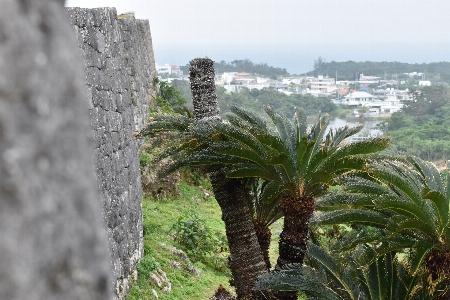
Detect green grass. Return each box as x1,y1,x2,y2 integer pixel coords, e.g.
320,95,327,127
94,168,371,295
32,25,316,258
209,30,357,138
127,181,234,300
127,179,309,299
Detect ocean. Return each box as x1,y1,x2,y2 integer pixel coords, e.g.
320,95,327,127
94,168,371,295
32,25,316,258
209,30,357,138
154,42,450,75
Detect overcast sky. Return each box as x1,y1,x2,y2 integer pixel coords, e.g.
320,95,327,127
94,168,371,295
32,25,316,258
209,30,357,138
65,0,450,73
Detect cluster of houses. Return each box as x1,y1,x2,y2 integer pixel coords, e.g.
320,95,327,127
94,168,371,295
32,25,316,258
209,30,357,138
156,63,430,118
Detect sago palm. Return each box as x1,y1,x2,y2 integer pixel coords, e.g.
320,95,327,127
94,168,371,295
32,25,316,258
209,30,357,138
207,105,390,267
139,58,268,300
315,156,450,283
172,105,390,299
255,242,449,299
246,178,283,269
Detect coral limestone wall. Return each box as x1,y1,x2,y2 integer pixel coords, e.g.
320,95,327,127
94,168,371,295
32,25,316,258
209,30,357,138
0,1,113,299
65,7,156,298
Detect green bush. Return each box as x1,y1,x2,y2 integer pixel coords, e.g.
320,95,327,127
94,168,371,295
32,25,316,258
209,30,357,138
136,255,160,279
170,214,228,271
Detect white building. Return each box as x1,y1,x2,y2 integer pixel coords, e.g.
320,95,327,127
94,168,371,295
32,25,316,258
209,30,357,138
342,91,404,117
310,75,336,94
155,64,183,76
257,77,270,83
282,77,302,85
222,72,238,84
419,80,431,86
359,73,380,83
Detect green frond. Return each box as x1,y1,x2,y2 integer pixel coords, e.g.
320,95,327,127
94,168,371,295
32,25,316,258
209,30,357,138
303,147,329,177
407,155,444,194
211,122,270,157
254,265,342,299
308,114,331,154
316,192,376,211
421,190,448,229
209,141,269,169
321,155,368,175
302,170,332,197
246,179,283,227
325,124,363,149
264,105,297,158
322,137,391,170
392,218,437,240
369,166,424,208
314,209,389,226
339,173,391,195
373,236,416,257
332,232,386,252
297,138,315,177
224,164,280,182
294,107,308,140
267,152,297,184
228,105,270,132
307,242,359,299
159,151,245,177
408,240,435,275
137,115,193,138
259,180,284,205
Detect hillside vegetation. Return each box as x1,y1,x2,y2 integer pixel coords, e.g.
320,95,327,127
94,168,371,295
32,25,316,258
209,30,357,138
129,64,450,299
180,59,289,78
309,57,450,82
381,85,450,162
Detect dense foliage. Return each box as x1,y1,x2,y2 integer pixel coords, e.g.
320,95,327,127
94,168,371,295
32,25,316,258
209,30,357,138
138,62,450,299
309,58,450,81
216,86,337,118
381,85,450,161
168,79,338,118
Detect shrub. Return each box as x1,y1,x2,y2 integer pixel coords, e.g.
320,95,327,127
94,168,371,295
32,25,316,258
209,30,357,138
170,214,228,271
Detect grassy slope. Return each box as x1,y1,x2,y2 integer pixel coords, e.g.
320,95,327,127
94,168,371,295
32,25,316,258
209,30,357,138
127,181,234,299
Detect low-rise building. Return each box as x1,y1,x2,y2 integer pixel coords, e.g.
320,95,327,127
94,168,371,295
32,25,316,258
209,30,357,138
310,75,336,94
155,63,183,76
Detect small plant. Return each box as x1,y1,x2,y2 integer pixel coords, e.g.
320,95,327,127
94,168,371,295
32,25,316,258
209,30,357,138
170,214,229,271
136,255,160,279
139,151,152,168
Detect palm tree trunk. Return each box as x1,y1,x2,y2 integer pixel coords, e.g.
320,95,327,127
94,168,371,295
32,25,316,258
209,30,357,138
210,172,268,299
253,219,272,270
274,195,316,300
189,58,267,299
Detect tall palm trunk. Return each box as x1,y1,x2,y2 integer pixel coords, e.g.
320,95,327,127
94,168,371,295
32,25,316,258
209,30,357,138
274,195,316,300
189,58,267,299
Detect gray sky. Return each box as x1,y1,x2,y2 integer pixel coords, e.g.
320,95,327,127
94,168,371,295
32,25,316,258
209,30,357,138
64,0,450,73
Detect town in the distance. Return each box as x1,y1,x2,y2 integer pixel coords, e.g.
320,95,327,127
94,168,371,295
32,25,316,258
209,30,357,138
155,60,435,119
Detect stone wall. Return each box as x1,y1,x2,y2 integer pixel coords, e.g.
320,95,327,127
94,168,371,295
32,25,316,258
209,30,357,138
65,7,157,299
0,1,113,299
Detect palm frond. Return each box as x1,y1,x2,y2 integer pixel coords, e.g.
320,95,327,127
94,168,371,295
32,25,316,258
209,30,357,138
325,124,363,149
407,155,444,194
314,209,389,226
408,240,435,275
264,106,298,160
228,105,270,133
254,264,343,299
294,107,308,140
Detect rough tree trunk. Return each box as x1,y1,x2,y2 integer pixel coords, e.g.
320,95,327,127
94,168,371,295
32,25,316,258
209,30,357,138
253,219,272,270
274,195,316,300
189,58,267,299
